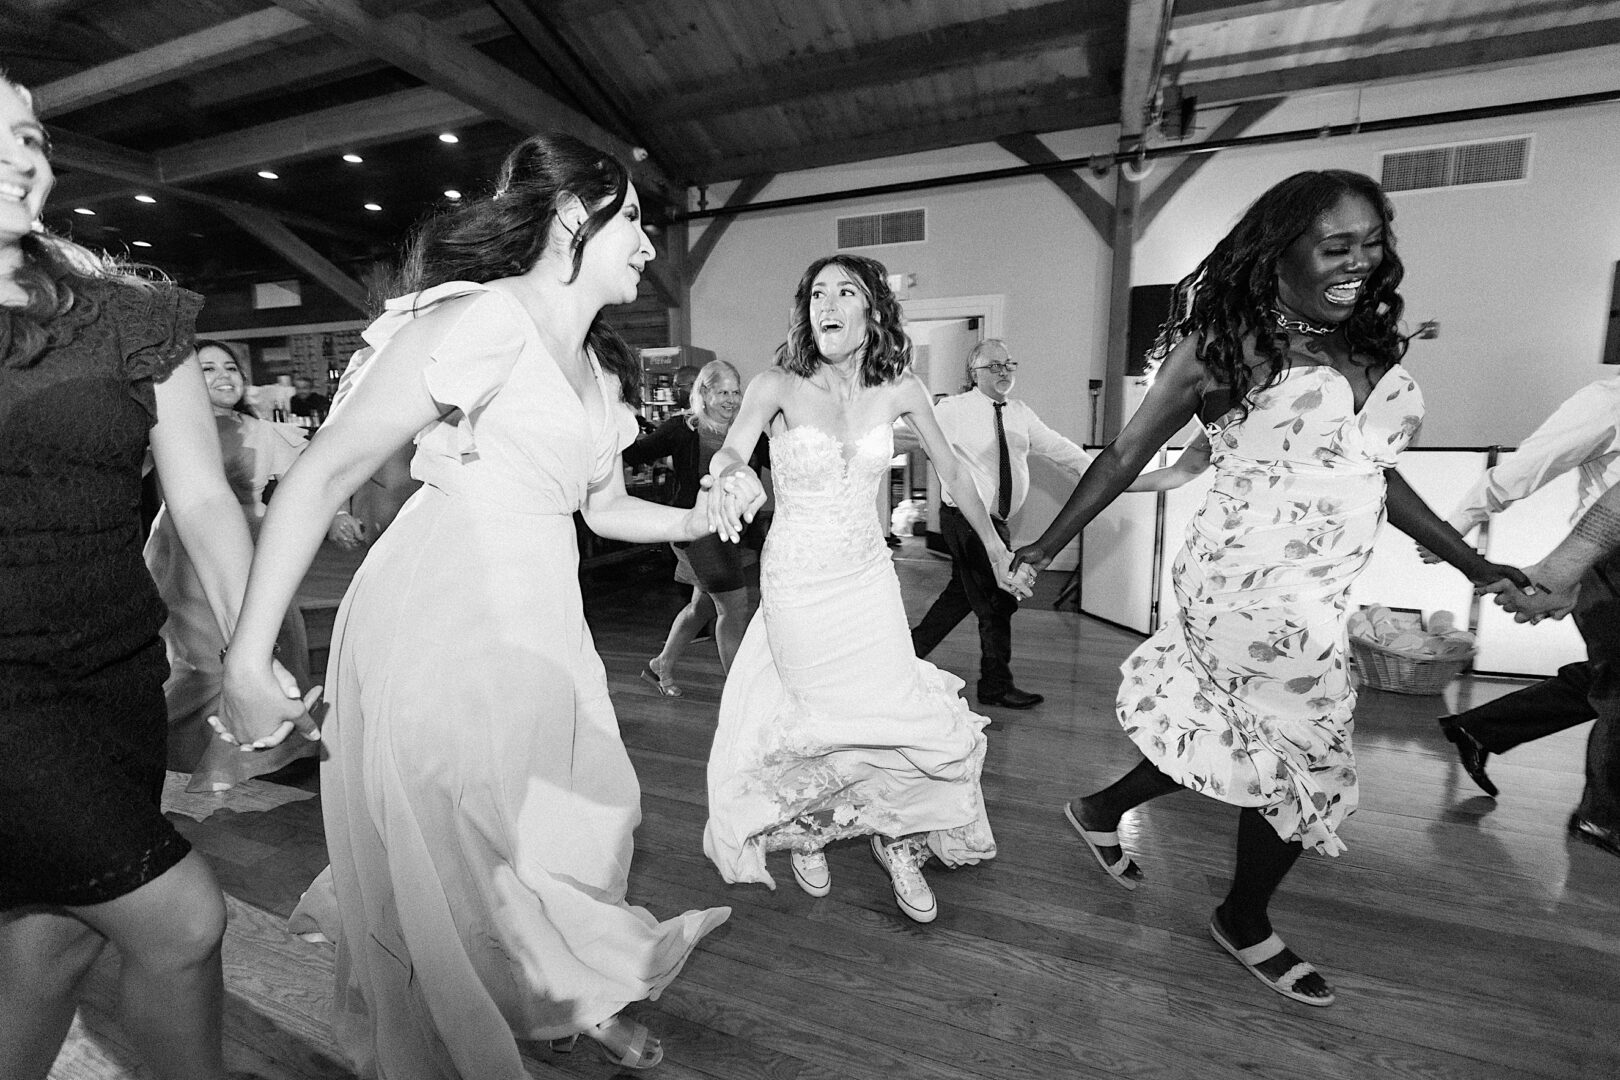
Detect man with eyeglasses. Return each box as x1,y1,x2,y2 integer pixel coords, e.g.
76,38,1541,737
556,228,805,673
911,338,1092,709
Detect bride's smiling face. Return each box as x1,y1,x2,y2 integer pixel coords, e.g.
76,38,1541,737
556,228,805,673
809,264,870,364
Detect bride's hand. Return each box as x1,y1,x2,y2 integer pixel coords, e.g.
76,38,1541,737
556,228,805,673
713,465,765,542
993,546,1034,600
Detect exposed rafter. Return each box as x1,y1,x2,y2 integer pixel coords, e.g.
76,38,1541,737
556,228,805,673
995,134,1112,242
1137,97,1284,230
637,0,1119,125
31,8,314,117
212,202,371,314
686,174,774,286
689,87,1119,184
268,0,674,196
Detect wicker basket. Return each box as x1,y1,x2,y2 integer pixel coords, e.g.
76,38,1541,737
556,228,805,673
1349,635,1474,696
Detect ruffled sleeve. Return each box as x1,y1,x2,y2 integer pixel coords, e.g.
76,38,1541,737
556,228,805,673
112,282,205,423
348,282,525,458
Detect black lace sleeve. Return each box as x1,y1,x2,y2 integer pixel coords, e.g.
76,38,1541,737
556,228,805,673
111,282,205,423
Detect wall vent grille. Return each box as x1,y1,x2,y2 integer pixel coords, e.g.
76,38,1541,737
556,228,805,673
1381,136,1530,192
836,208,926,248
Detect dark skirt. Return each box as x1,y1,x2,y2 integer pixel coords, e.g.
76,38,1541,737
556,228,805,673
672,534,747,594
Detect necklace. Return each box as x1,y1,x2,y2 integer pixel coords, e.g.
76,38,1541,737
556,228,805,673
1273,309,1334,336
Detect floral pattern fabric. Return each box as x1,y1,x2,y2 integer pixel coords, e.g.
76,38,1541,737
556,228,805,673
1119,358,1424,855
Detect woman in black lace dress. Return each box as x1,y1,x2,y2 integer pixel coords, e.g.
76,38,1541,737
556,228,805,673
0,74,306,1079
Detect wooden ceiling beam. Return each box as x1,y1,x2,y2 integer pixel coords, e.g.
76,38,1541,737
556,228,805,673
211,201,371,314
30,7,314,117
685,174,773,286
155,86,487,184
267,0,674,196
638,0,1120,124
995,134,1112,242
1182,19,1620,105
1171,0,1344,28
687,91,1120,184
1138,96,1283,230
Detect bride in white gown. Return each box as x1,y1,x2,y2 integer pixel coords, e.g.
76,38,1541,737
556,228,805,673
703,254,1032,923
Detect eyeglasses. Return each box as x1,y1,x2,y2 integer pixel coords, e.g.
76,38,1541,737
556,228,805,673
973,361,1018,374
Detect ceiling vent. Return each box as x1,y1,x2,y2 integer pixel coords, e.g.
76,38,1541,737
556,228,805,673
837,208,926,248
1380,136,1531,193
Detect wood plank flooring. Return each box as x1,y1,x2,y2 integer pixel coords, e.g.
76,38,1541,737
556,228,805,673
50,540,1620,1079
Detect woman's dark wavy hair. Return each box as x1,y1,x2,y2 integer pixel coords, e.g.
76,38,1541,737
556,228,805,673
1147,169,1406,423
775,254,911,387
1,74,157,370
387,132,640,405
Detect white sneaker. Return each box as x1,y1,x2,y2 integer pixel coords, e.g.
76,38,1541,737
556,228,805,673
790,850,831,897
870,836,937,923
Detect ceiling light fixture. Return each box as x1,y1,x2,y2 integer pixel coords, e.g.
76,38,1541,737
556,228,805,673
444,189,462,200
342,153,363,164
73,207,95,215
134,194,156,204
258,170,279,180
363,202,382,212
438,132,459,144
131,240,152,248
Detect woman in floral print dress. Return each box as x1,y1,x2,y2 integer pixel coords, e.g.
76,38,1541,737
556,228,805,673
1013,171,1527,1007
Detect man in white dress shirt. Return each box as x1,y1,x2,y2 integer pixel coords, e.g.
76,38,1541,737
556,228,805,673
1432,374,1620,855
911,339,1092,709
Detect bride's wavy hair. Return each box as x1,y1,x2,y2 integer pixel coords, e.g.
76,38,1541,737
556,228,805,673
1146,169,1406,423
388,132,641,405
1,73,158,370
775,254,911,387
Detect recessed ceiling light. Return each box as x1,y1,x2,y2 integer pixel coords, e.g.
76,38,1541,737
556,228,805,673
363,202,382,212
131,240,152,248
73,207,95,215
438,132,459,144
444,189,462,200
258,170,279,180
134,194,156,204
342,153,363,164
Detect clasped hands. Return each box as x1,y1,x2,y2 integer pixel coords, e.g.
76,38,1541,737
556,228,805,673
208,657,324,751
699,466,766,543
1421,542,1579,624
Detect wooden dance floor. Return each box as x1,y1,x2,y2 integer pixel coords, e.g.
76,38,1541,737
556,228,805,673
51,541,1620,1079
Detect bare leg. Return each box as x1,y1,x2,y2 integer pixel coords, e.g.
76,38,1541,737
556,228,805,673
0,907,107,1080
710,586,752,672
70,851,229,1080
651,587,716,688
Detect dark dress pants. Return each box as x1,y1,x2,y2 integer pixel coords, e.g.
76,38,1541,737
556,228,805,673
1454,553,1620,827
910,505,1017,696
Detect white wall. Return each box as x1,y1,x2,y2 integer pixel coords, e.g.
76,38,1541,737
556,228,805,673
687,44,1620,549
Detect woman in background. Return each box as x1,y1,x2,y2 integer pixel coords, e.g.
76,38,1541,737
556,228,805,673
145,340,359,791
219,132,729,1075
624,358,766,694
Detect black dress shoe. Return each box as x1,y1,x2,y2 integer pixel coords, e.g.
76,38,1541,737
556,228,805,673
1568,813,1620,858
978,686,1044,709
1438,716,1498,798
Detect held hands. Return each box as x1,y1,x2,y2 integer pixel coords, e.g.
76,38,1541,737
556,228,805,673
210,657,323,752
1478,557,1581,624
706,465,765,543
327,510,368,550
993,546,1036,600
1010,543,1053,575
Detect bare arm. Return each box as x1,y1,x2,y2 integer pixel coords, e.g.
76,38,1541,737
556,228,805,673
705,370,782,540
218,306,455,746
581,450,711,542
1125,432,1211,492
1385,469,1526,587
1013,336,1207,570
148,355,255,641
